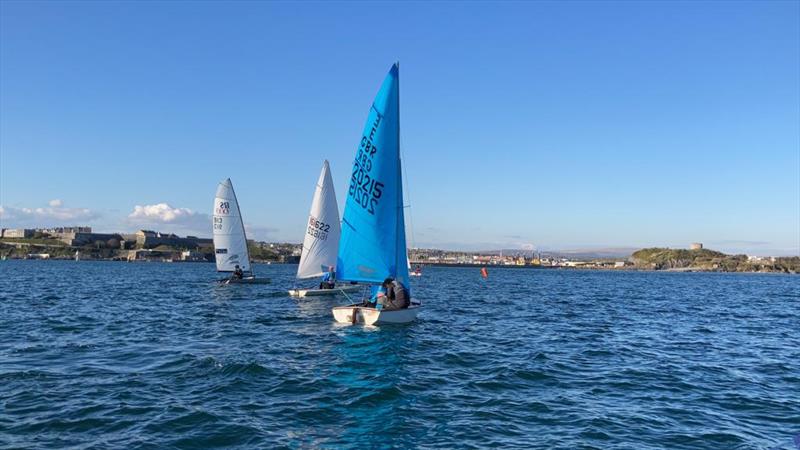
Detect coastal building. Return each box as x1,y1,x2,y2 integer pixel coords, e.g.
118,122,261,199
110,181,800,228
59,232,121,247
3,226,120,247
181,250,207,262
2,229,34,238
126,248,181,262
563,261,589,267
691,243,703,250
135,230,212,249
40,226,92,234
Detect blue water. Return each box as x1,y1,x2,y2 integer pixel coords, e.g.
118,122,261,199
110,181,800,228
0,261,798,449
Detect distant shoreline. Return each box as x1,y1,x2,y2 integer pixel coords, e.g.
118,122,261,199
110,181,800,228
2,236,797,274
1,258,795,274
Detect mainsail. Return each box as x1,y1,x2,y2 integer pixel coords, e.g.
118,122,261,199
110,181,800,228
213,178,252,273
337,63,410,288
296,160,341,279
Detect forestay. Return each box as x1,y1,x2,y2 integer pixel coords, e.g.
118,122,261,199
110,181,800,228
336,64,410,289
296,160,341,279
213,178,251,273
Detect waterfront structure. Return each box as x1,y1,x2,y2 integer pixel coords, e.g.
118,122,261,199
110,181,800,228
135,230,212,249
2,229,34,238
126,249,180,262
691,243,703,250
40,226,92,234
59,232,122,247
181,250,207,262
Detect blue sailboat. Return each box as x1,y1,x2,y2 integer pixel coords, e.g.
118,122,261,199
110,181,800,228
332,63,421,325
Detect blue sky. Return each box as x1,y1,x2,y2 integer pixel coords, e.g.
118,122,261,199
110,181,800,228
1,1,798,255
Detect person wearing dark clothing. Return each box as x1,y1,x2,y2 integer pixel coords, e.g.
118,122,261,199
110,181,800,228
233,265,244,280
380,277,410,310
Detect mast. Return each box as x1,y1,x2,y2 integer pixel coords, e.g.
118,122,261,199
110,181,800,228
397,61,402,278
231,185,254,276
394,61,410,289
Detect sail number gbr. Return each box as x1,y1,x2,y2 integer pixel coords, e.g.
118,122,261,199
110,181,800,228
349,164,384,215
307,217,330,241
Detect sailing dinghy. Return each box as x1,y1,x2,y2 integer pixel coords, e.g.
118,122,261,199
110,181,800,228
213,178,270,284
408,258,422,276
288,160,360,298
331,63,421,326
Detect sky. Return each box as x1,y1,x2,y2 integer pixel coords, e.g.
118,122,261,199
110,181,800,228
1,1,798,255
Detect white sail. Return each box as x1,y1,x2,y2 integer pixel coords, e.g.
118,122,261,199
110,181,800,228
213,178,251,273
296,160,341,279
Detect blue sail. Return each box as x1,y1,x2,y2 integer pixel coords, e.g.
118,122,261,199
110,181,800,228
337,64,410,289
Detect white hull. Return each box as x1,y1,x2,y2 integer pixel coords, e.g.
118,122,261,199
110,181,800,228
332,304,421,325
288,284,361,298
409,272,422,277
220,277,271,285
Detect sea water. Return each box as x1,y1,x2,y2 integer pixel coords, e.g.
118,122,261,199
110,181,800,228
1,261,798,449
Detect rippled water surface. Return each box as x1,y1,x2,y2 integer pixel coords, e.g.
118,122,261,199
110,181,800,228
1,261,798,449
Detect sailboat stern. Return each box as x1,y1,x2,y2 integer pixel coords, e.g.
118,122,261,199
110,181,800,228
362,305,422,326
332,305,363,324
332,304,422,325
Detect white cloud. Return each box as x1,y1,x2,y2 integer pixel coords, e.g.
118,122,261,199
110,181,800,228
0,201,99,226
126,203,210,234
48,199,63,207
128,203,200,223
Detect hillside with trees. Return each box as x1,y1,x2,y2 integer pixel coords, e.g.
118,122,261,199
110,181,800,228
631,248,799,273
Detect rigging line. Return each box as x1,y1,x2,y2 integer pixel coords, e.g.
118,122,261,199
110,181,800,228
399,130,416,251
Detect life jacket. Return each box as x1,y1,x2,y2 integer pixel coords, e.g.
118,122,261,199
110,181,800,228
390,281,410,308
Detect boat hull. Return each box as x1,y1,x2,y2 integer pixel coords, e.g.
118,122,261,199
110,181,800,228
288,284,361,298
220,277,271,285
332,304,421,325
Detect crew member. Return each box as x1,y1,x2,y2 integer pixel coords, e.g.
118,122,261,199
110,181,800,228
233,265,244,280
380,277,410,310
319,266,335,289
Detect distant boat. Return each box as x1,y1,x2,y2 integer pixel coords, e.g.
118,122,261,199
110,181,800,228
332,63,421,326
288,160,360,298
213,178,270,284
74,250,80,261
409,261,422,277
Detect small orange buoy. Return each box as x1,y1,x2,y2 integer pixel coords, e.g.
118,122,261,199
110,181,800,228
480,267,488,278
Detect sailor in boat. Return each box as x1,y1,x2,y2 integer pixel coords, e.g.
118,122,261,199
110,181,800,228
319,266,336,289
232,265,244,280
374,277,410,311
364,285,386,306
